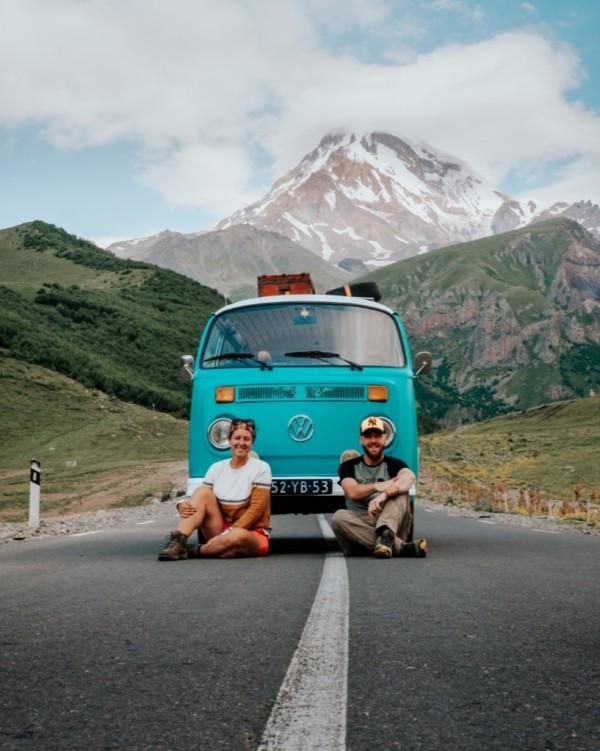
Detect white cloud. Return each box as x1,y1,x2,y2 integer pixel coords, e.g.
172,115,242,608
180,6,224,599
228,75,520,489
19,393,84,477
424,0,485,21
515,156,600,207
267,32,600,199
0,0,598,223
521,3,537,15
141,143,258,215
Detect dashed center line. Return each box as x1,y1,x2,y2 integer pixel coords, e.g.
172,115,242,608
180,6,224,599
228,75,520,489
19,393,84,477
258,514,348,751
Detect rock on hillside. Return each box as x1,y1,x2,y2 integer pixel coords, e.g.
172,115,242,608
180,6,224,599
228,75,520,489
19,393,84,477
108,224,351,301
362,218,600,424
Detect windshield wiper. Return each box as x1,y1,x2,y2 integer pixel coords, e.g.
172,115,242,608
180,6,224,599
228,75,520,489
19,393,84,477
202,352,273,371
284,350,363,371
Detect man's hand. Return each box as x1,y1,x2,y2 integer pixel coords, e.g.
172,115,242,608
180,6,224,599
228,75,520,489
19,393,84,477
368,492,388,517
373,481,389,494
374,480,400,496
176,501,198,518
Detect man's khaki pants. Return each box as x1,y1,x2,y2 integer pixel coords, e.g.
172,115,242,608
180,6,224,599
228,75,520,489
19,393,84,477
331,495,412,556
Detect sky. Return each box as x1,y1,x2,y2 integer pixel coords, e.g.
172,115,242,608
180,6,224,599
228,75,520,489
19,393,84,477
0,0,599,247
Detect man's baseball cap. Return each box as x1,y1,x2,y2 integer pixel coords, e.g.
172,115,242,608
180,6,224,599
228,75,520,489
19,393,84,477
360,416,386,435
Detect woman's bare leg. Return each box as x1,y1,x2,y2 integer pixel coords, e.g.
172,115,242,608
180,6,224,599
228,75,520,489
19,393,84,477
176,487,223,538
199,528,265,558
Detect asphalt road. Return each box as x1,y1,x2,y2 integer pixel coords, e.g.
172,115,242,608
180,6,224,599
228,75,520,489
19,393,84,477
1,508,599,751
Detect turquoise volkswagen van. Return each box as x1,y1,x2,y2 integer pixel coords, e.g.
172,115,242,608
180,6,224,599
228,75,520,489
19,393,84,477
182,278,431,516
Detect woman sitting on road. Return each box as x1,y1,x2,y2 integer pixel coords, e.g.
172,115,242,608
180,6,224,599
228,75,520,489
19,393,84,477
158,419,272,560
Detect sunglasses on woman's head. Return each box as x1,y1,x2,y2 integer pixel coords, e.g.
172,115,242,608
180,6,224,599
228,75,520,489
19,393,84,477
229,418,256,436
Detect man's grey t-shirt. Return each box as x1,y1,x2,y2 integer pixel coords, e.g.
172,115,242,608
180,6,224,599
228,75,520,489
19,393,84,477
338,455,408,515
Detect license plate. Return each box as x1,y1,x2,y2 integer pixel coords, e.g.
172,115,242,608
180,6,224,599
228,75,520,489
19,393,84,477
271,479,333,495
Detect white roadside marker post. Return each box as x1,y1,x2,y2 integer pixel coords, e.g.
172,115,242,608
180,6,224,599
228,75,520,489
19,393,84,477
28,458,41,529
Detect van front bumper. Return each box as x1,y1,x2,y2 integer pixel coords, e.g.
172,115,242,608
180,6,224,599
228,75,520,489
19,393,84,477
186,476,344,514
186,476,344,498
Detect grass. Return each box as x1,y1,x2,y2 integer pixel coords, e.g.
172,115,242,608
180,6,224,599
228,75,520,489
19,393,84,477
0,358,188,521
420,397,600,522
0,221,224,416
357,218,600,425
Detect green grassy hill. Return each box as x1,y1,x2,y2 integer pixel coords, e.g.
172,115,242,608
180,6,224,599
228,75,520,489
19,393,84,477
0,357,188,521
420,396,600,500
360,219,600,426
1,221,225,415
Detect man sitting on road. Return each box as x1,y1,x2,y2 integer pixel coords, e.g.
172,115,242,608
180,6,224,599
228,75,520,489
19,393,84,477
331,416,427,558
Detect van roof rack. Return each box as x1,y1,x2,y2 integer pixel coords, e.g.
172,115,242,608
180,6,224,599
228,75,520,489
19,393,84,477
256,274,381,302
325,281,381,302
257,273,316,296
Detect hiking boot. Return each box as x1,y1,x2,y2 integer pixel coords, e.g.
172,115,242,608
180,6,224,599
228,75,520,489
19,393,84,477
399,538,428,558
158,531,188,561
373,527,395,558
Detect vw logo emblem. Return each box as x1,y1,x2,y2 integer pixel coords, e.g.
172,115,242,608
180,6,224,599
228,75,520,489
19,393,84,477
288,414,314,442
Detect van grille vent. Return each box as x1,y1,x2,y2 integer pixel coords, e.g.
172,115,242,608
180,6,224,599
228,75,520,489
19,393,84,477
305,385,366,400
237,385,366,401
238,386,297,401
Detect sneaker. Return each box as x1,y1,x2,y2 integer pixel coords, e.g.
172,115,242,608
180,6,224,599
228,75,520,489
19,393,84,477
373,527,395,558
158,531,188,561
399,538,428,558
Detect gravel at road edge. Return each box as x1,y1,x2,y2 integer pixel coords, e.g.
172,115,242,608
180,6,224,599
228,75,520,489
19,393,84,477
1,496,596,544
0,500,179,544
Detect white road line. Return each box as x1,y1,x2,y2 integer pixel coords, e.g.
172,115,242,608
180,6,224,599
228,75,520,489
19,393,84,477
532,529,561,534
258,514,348,751
69,530,103,538
317,513,336,541
423,508,435,513
478,520,496,525
136,520,156,525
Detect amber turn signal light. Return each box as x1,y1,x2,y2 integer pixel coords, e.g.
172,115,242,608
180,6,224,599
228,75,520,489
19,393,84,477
368,385,388,402
215,386,235,403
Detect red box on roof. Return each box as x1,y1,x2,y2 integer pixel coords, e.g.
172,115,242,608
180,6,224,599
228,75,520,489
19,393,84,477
257,273,316,296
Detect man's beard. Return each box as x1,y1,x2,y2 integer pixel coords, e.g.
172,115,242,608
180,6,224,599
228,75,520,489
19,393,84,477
364,444,384,463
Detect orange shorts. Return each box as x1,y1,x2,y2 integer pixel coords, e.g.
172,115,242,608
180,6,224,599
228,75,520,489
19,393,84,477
250,528,270,556
222,525,270,556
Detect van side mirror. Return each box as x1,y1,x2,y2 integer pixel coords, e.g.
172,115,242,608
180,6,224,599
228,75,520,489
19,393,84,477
414,351,432,377
181,354,194,381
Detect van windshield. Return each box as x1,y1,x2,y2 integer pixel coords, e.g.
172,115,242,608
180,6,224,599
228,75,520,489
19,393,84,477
202,302,405,368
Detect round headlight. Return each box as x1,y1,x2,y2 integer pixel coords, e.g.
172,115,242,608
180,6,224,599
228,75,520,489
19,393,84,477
208,418,232,450
379,418,396,446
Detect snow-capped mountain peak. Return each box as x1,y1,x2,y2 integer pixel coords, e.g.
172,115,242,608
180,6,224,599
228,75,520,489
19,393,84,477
218,131,525,266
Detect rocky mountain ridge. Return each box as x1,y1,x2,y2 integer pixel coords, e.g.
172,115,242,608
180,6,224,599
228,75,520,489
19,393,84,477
108,223,350,301
109,131,599,282
218,131,512,266
361,218,600,424
217,131,600,267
